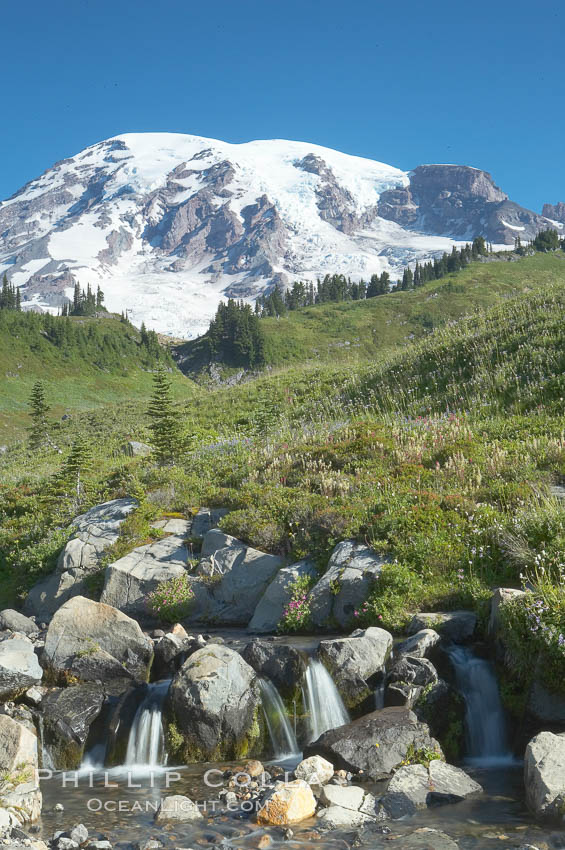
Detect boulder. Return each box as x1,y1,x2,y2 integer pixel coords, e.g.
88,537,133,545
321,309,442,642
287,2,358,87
0,715,41,824
154,795,203,823
407,611,476,644
294,755,334,786
525,731,565,822
413,679,464,761
309,541,386,628
248,559,317,633
0,610,38,636
381,761,482,812
100,536,189,621
25,499,138,620
190,531,284,625
41,685,105,769
488,587,526,635
256,780,316,825
0,715,38,777
317,806,374,829
303,707,442,780
526,679,565,727
386,656,438,708
122,441,152,457
167,644,262,762
319,784,365,811
151,632,195,680
395,629,441,659
241,640,305,699
190,509,229,540
0,635,43,700
42,597,153,683
317,627,393,710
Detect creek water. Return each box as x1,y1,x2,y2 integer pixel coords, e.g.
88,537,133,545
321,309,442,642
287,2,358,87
258,678,300,760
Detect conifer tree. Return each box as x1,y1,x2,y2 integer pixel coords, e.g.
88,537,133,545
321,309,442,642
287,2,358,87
28,381,50,449
147,366,182,463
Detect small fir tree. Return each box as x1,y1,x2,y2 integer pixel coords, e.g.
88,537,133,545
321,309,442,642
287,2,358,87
28,381,50,449
147,366,182,463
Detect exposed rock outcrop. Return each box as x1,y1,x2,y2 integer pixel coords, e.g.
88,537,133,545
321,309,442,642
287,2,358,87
25,499,138,621
378,164,553,243
309,541,385,628
248,559,317,633
189,530,283,625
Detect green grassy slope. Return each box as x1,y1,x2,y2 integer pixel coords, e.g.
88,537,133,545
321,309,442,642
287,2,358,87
176,253,565,373
0,313,196,441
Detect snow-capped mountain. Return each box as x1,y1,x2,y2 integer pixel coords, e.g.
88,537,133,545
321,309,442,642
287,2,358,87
0,133,557,338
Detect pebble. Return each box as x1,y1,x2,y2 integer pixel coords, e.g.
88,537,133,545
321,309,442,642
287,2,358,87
69,825,88,846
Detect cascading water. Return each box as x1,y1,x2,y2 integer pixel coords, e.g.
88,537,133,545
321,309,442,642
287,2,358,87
124,680,170,767
302,659,350,743
258,679,300,759
374,678,385,710
447,645,513,766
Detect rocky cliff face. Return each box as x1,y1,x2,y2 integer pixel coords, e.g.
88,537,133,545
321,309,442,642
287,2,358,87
378,165,552,243
542,202,565,224
0,134,559,338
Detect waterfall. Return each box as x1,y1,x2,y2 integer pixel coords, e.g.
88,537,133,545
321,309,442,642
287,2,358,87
302,659,350,743
447,645,513,767
374,679,385,710
258,679,299,760
124,680,170,767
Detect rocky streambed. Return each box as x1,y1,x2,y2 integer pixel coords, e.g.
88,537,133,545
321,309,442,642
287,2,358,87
1,500,565,850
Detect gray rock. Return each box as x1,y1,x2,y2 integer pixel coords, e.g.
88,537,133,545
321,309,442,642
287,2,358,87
386,656,438,708
100,535,189,620
0,634,43,700
42,685,105,769
152,632,195,680
241,640,305,698
248,559,317,633
0,610,38,636
150,518,190,535
319,784,365,811
190,509,229,540
122,441,152,457
303,707,442,780
309,541,386,628
190,531,284,625
155,794,202,823
0,715,41,825
395,629,441,659
42,596,153,683
25,499,138,620
488,587,526,635
317,627,392,709
168,644,262,761
69,825,88,845
525,731,565,822
527,679,565,727
407,611,476,644
383,761,482,811
58,839,78,850
317,805,374,828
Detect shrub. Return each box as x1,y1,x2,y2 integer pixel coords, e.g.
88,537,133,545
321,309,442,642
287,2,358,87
277,575,315,633
146,573,194,623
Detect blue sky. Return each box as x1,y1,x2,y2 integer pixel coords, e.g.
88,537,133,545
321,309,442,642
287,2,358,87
2,0,563,211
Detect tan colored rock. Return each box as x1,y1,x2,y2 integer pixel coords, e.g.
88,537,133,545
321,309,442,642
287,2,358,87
154,794,203,822
245,759,264,778
294,755,334,786
0,714,38,778
256,779,316,826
